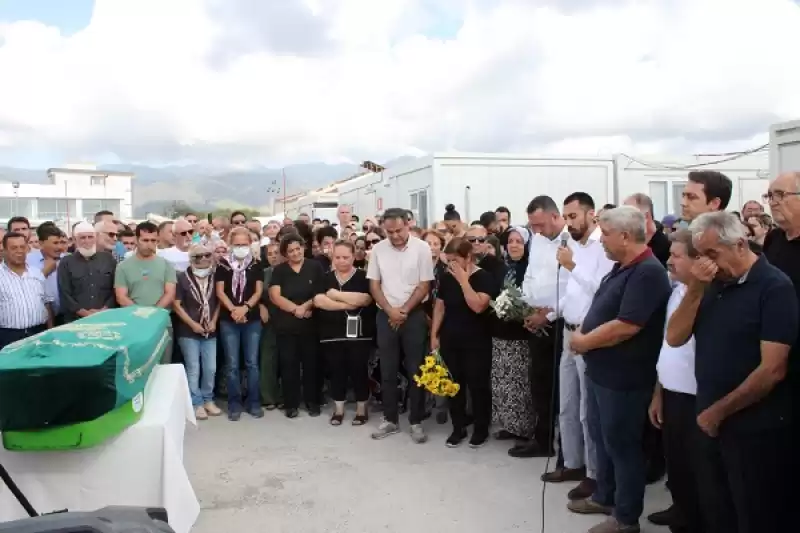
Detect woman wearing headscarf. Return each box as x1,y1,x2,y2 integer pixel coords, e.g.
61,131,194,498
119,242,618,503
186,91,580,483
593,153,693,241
490,226,536,448
215,227,265,421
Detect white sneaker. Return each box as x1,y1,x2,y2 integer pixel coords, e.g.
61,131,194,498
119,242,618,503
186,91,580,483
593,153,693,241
410,424,428,444
195,406,208,420
371,419,399,440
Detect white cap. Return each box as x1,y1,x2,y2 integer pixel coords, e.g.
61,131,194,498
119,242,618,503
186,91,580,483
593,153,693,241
73,221,95,235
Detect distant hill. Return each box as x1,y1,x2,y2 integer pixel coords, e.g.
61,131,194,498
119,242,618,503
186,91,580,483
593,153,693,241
0,157,422,217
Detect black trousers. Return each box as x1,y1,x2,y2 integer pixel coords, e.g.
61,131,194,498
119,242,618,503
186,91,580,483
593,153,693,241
440,332,492,432
528,319,563,451
325,340,371,403
661,390,703,533
277,333,319,410
0,324,46,351
694,424,792,533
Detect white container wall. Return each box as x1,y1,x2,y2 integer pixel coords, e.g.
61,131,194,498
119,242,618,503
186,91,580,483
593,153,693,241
770,120,800,178
615,153,770,221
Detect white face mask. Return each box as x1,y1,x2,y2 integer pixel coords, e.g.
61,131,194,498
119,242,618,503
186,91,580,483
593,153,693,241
193,267,211,278
78,246,96,258
232,246,250,260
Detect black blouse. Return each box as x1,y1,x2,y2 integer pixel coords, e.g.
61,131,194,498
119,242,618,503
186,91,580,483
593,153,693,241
214,258,264,322
437,268,496,339
268,259,325,335
317,269,376,342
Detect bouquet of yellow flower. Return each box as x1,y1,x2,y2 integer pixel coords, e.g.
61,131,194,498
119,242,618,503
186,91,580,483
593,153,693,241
413,350,460,397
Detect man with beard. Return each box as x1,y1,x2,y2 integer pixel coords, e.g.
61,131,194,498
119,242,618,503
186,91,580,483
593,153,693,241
57,221,117,324
543,192,614,501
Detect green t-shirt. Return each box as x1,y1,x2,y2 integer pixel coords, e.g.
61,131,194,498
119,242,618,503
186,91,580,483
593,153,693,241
114,255,177,307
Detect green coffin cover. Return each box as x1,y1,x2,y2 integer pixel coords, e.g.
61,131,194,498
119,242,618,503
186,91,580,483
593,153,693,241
0,307,170,433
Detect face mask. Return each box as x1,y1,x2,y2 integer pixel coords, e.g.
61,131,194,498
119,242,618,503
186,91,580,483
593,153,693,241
193,267,211,278
232,246,250,259
78,246,96,258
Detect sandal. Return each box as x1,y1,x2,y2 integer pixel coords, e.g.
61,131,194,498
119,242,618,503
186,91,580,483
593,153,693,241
352,413,369,426
330,413,344,426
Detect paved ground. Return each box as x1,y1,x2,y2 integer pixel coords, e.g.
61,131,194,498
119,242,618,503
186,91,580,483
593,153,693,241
185,406,672,533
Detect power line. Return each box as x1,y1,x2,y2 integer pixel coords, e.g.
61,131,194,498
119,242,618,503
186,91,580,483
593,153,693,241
619,143,768,171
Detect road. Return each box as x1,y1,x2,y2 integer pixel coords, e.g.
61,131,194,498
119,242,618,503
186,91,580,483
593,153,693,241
185,406,671,533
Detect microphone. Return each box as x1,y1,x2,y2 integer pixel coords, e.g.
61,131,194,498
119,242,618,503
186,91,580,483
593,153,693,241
558,232,569,270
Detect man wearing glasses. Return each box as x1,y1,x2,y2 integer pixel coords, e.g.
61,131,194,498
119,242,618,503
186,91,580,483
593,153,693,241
158,218,194,273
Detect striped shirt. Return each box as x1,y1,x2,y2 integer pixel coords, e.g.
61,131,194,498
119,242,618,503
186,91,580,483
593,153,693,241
0,263,53,329
26,249,64,315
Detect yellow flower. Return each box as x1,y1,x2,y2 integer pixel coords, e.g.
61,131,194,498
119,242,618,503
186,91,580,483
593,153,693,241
425,356,436,367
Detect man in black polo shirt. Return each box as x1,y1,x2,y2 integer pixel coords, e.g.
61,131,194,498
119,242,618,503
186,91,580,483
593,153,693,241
566,206,671,533
667,211,796,533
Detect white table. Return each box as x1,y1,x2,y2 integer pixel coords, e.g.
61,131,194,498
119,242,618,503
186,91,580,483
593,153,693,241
0,364,199,533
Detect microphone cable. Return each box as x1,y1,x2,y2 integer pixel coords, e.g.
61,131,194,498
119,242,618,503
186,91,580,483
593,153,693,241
541,243,565,533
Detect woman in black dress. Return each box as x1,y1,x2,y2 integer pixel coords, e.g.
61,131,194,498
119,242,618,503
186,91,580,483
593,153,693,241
268,234,326,418
313,241,375,426
431,237,497,448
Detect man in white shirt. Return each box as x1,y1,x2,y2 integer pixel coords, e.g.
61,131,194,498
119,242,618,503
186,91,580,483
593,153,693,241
543,193,614,500
648,229,703,533
367,208,435,444
336,205,352,237
515,195,570,458
158,218,193,272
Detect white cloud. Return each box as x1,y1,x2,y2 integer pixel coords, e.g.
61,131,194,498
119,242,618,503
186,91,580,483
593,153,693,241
0,0,798,167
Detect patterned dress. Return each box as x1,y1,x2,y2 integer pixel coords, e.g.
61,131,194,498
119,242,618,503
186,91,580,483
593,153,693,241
490,265,535,438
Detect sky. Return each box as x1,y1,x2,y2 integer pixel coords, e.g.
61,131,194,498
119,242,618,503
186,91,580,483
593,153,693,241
0,0,798,169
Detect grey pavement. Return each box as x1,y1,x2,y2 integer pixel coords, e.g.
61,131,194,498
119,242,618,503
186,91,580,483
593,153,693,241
185,406,672,533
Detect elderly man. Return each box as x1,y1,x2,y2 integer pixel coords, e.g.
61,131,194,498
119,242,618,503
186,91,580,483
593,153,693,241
158,218,193,272
58,221,117,323
667,211,796,533
336,205,352,237
567,206,671,533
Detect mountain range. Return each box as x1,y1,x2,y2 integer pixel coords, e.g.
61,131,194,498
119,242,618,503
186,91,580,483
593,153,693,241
0,162,388,217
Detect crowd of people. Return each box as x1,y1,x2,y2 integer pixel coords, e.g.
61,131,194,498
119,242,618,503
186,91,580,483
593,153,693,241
0,168,797,533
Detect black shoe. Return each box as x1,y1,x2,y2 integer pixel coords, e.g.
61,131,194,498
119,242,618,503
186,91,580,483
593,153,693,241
228,411,241,422
248,407,264,419
285,408,299,419
648,505,677,527
469,429,489,448
446,428,468,448
308,405,321,417
508,441,553,458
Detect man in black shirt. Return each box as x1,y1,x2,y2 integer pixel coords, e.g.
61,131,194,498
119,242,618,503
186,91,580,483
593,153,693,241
566,206,671,533
667,211,796,533
624,194,670,266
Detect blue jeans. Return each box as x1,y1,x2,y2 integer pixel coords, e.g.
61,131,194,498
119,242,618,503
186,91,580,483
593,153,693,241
586,375,650,526
178,336,217,407
220,320,262,412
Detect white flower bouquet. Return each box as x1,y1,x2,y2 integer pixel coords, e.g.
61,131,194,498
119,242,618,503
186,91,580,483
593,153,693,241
491,281,539,322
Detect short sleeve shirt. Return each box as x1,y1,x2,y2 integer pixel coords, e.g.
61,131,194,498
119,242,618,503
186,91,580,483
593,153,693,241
694,256,798,433
268,260,325,335
114,255,177,307
318,269,376,342
437,268,497,340
366,236,435,309
582,250,672,390
214,258,264,322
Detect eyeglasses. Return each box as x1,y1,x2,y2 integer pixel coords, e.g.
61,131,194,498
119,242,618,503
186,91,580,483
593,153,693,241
232,220,246,225
366,239,381,248
191,253,212,260
105,231,118,238
762,191,800,203
179,230,195,236
467,237,486,243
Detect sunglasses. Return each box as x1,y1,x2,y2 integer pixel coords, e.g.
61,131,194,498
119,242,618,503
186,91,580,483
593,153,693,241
106,231,118,238
191,253,212,260
179,230,195,236
366,239,380,248
467,237,486,243
232,220,246,225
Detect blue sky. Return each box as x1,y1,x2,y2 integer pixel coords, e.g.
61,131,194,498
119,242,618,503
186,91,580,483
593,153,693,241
0,0,94,35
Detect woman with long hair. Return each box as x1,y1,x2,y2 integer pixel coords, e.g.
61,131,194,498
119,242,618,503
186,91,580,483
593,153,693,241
431,237,496,448
490,226,536,445
313,241,375,426
268,233,326,418
215,227,264,421
174,243,221,420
